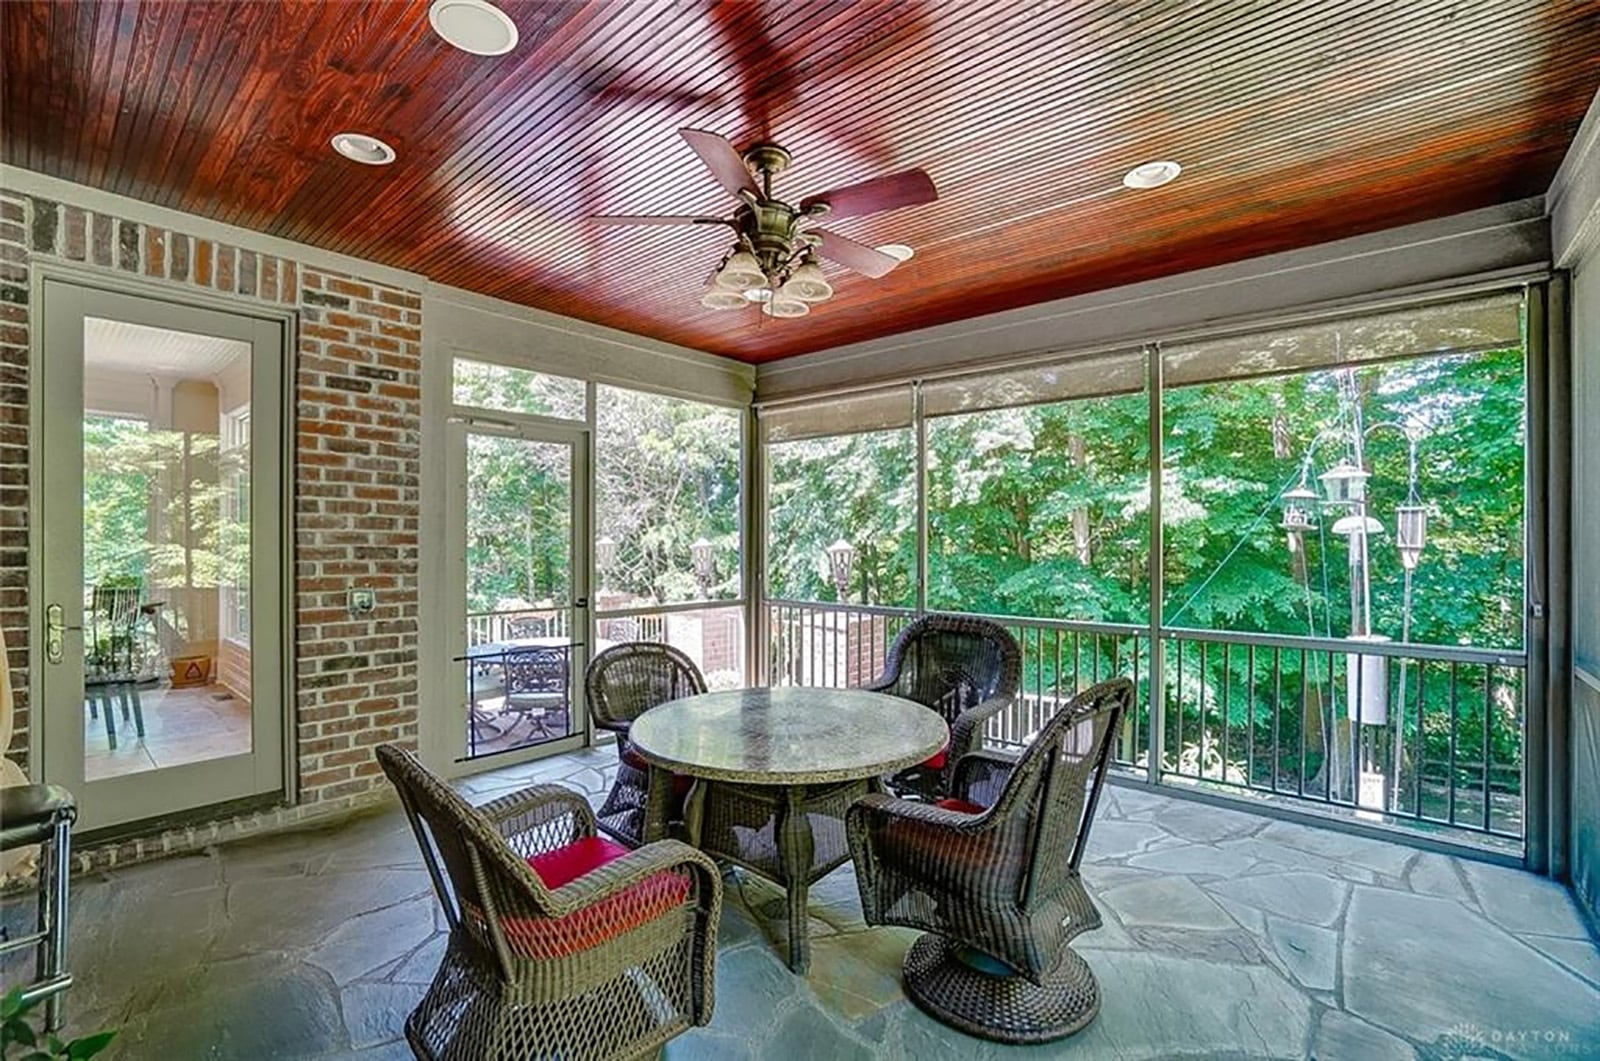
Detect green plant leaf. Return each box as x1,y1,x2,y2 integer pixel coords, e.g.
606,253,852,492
66,1031,117,1060
1,987,26,1021
5,1016,38,1046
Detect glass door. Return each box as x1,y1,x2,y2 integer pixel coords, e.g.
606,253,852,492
38,280,286,831
447,417,588,767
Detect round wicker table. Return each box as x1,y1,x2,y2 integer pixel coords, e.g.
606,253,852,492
628,687,947,972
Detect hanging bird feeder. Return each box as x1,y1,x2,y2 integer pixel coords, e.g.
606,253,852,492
1396,505,1427,570
1318,461,1369,506
1281,484,1319,532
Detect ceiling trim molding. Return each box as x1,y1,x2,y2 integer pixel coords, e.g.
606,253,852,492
1549,87,1600,267
0,164,428,291
757,198,1549,401
424,281,748,383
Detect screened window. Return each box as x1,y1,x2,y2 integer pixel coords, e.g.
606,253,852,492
762,387,917,607
452,357,586,420
1159,291,1526,650
924,352,1150,621
594,386,742,605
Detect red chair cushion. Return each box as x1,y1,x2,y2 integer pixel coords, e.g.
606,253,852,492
528,836,632,888
496,837,692,960
923,744,949,771
935,798,986,815
621,742,695,798
620,742,650,771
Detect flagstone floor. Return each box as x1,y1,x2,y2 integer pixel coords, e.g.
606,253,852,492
5,747,1596,1060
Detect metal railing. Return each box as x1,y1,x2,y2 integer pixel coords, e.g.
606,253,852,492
466,608,572,646
764,600,1525,845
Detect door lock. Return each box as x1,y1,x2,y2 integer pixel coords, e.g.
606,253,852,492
45,603,81,665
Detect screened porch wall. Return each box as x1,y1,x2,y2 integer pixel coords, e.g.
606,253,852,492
756,286,1543,863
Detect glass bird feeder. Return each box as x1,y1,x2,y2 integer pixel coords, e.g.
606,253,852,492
595,534,617,573
691,537,714,590
1281,484,1319,532
1396,505,1427,570
826,538,856,598
1319,461,1370,507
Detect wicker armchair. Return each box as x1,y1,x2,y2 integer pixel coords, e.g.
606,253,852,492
845,678,1131,1044
586,643,706,847
860,613,1021,800
375,744,721,1061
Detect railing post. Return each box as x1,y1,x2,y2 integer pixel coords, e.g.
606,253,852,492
914,381,928,617
1146,343,1165,786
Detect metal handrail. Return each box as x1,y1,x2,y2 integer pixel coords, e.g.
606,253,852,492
594,598,747,619
765,599,1525,668
1160,625,1525,667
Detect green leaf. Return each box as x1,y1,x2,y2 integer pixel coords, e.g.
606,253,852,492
5,1016,38,1046
1,988,26,1021
66,1031,117,1059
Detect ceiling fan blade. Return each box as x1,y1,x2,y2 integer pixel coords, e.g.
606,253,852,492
679,128,759,198
591,215,728,227
801,168,936,220
813,229,901,279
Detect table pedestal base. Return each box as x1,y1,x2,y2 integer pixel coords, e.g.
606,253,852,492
902,933,1100,1043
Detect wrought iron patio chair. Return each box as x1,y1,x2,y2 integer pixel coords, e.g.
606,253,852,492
846,678,1131,1044
585,642,705,847
859,613,1021,800
83,583,147,751
501,646,570,741
374,743,721,1061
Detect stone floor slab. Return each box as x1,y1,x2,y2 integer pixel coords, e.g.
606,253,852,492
1312,1008,1417,1061
1100,875,1237,931
1265,915,1338,990
1206,870,1350,927
1343,887,1599,1059
1458,859,1595,938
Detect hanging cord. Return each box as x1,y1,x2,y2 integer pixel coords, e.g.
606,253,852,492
1166,468,1305,626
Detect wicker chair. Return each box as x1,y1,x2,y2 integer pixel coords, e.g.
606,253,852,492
845,678,1131,1044
375,744,721,1061
860,613,1021,800
586,643,706,847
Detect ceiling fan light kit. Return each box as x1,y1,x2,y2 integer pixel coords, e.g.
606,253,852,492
594,128,938,319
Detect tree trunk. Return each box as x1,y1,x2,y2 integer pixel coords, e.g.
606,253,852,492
1070,434,1091,565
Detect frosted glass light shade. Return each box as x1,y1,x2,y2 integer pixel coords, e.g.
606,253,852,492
701,288,747,310
782,261,833,302
716,251,767,290
763,297,810,318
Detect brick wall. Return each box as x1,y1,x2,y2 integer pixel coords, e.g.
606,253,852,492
0,190,422,865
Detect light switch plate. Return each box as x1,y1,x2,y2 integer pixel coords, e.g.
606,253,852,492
349,587,376,616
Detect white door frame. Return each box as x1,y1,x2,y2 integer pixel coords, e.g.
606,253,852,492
35,276,291,831
435,410,591,777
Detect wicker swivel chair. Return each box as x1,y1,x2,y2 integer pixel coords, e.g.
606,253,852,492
375,744,721,1061
846,678,1131,1044
861,613,1021,800
586,643,706,847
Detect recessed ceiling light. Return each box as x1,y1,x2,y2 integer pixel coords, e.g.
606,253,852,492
876,244,915,262
1123,160,1182,189
330,133,396,165
429,0,519,56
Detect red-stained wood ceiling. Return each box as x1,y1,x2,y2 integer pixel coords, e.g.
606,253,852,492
3,1,1598,363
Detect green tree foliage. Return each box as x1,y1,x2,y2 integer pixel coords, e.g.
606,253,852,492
452,369,743,613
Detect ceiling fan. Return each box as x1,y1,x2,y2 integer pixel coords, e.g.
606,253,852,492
592,128,937,317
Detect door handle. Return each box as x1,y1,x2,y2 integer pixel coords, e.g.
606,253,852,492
45,603,82,665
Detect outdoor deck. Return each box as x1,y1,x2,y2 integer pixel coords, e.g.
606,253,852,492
6,747,1594,1060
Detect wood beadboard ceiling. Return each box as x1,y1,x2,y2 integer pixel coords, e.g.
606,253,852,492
3,1,1598,364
